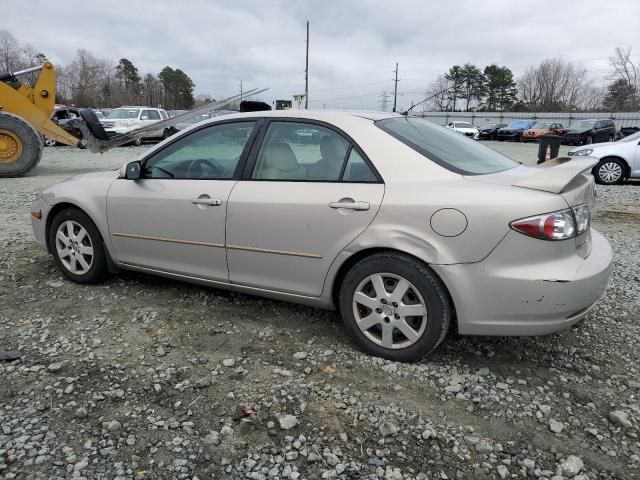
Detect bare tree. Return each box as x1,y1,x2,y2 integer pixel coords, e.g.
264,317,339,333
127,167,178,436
608,46,639,108
578,85,605,111
0,29,22,73
62,49,110,107
424,75,450,112
518,58,587,112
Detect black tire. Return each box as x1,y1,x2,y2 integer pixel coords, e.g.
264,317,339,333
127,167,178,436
339,252,451,362
0,112,43,177
593,158,626,185
48,208,110,284
162,128,171,139
43,136,58,147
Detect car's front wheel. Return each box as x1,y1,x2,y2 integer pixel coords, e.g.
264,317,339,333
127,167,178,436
339,252,451,362
49,208,110,283
593,158,625,185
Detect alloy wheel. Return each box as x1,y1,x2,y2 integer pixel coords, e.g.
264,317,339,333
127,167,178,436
352,273,427,349
599,162,623,183
55,220,94,274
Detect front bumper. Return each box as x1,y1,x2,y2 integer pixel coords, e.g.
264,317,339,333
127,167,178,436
497,132,521,140
31,197,49,251
433,229,613,336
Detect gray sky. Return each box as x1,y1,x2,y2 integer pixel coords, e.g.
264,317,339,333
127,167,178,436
3,0,640,110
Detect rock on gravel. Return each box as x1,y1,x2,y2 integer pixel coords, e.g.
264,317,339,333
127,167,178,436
560,455,584,477
549,418,564,433
608,410,633,428
277,414,299,430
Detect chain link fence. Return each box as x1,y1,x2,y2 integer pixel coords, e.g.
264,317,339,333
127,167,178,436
413,111,640,130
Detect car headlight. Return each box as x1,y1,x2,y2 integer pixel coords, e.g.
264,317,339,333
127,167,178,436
569,148,593,156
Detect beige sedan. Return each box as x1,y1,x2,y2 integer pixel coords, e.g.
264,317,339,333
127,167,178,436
31,110,612,361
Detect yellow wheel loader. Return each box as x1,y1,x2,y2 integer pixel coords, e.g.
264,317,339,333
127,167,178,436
0,61,266,177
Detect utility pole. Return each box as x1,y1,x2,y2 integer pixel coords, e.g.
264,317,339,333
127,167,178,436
392,62,399,112
304,20,309,109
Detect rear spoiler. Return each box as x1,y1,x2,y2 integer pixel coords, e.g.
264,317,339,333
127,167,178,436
513,157,598,194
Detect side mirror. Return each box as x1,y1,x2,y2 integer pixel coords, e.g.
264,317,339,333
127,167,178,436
141,115,149,120
125,161,142,180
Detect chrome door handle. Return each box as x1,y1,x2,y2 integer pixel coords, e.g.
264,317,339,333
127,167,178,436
191,196,222,206
329,200,370,211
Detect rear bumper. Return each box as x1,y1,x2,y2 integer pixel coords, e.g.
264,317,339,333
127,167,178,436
433,229,613,336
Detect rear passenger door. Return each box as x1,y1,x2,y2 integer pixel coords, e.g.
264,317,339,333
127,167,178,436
225,120,385,296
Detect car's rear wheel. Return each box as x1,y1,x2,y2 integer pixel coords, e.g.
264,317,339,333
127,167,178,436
339,252,451,362
593,158,625,185
49,208,110,283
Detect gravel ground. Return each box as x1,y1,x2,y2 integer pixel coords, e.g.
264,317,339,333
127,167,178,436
0,142,639,480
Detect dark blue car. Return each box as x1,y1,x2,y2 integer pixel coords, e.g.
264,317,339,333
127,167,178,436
497,120,536,142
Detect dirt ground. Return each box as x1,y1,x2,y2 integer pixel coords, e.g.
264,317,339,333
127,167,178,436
0,140,638,480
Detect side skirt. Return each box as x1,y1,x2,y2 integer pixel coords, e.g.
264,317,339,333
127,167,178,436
119,262,334,310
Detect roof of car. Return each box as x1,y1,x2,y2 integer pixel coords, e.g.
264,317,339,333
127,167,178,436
204,109,402,122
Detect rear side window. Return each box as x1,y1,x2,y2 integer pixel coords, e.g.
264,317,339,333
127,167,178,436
143,110,161,120
343,149,377,182
376,117,518,175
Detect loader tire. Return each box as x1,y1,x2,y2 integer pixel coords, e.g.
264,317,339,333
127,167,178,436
0,112,43,177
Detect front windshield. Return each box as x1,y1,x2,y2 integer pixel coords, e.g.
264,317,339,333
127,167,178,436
107,109,140,119
532,122,552,129
507,120,533,129
619,130,640,143
570,120,595,130
376,117,518,175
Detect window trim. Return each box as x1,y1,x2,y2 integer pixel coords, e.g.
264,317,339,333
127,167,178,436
241,118,383,184
138,118,263,181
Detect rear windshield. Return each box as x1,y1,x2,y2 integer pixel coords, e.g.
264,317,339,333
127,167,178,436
376,117,518,175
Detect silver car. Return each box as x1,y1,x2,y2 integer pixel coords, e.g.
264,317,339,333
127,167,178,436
568,130,640,184
31,111,613,361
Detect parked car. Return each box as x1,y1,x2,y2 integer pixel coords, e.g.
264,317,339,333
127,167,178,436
496,120,535,141
100,106,170,146
619,126,640,138
564,119,616,145
568,129,640,184
31,111,612,362
477,123,507,140
445,121,479,139
521,122,566,142
93,109,106,120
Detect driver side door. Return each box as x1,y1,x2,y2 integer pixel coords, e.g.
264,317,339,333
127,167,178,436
107,120,259,281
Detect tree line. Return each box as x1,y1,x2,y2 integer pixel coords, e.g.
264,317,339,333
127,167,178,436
0,30,196,110
424,47,640,113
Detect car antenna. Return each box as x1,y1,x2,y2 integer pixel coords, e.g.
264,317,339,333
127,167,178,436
401,83,461,116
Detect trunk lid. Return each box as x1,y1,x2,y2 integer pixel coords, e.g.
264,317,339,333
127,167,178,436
465,157,598,259
465,156,597,209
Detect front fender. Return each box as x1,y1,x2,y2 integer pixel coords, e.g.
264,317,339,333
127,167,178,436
41,172,117,255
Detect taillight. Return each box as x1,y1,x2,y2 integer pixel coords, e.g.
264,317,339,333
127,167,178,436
510,204,590,241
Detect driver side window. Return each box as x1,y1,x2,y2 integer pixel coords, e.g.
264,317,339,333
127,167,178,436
144,121,257,179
